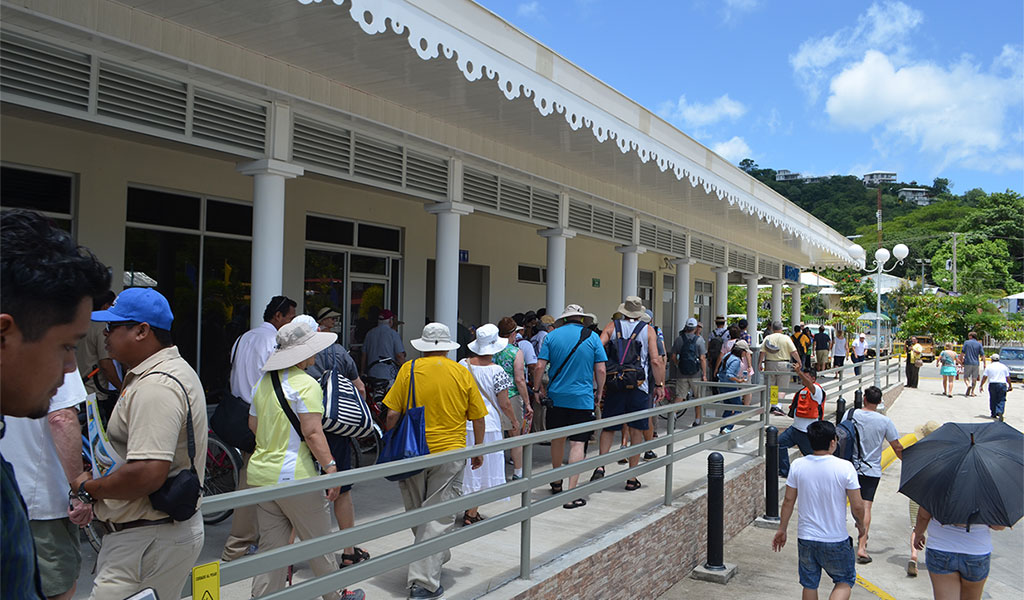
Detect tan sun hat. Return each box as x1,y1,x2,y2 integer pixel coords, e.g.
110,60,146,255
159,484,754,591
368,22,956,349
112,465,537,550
262,318,337,371
557,304,590,320
616,296,646,319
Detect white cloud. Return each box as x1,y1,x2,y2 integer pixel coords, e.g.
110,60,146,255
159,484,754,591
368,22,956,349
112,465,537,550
790,1,923,100
712,136,752,163
516,1,541,19
721,0,759,22
658,94,747,129
825,49,1023,172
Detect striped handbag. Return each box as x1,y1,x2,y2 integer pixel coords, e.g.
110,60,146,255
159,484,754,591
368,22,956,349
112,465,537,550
319,351,374,438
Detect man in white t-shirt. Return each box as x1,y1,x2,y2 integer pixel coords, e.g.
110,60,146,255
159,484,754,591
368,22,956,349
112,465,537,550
773,420,867,600
0,372,91,600
846,385,903,564
980,354,1013,421
851,333,869,376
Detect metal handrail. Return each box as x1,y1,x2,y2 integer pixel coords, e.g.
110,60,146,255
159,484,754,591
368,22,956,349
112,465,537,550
186,384,770,598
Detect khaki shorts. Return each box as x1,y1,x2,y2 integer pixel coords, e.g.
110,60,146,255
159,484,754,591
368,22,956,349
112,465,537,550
963,364,980,381
815,350,831,369
30,518,82,598
675,375,703,400
500,394,526,431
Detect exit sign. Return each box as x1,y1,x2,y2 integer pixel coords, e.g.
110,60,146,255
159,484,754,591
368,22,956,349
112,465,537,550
592,278,601,288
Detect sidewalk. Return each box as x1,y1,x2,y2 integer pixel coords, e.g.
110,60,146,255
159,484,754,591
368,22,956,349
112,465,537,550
659,363,1024,599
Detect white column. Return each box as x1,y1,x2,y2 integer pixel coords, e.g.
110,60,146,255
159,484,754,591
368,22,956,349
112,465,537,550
426,201,474,342
673,258,695,331
770,280,784,326
712,266,731,320
617,245,646,301
790,282,803,328
539,228,576,315
237,159,304,327
745,274,760,338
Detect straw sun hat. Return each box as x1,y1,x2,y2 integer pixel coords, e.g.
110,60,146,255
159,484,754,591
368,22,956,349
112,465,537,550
262,317,337,371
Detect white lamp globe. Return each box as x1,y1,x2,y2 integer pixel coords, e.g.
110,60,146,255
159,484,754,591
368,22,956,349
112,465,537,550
893,243,909,261
849,244,865,261
875,247,890,265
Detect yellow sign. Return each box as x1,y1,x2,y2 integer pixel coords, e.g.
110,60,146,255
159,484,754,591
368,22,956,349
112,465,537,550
770,385,779,406
192,561,220,600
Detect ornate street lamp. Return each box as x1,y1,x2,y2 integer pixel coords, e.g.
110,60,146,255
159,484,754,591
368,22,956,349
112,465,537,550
848,243,909,387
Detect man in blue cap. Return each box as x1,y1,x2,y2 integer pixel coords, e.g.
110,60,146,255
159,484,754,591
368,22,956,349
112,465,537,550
71,287,208,600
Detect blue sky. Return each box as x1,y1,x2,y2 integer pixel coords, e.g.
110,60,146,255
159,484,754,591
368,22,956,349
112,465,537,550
474,1,1023,194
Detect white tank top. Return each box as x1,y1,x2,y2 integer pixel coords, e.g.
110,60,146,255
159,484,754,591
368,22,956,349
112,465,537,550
927,519,992,555
613,319,650,393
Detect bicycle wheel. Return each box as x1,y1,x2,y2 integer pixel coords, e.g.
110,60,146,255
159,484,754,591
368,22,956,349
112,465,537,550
349,426,382,468
204,435,242,525
657,396,688,422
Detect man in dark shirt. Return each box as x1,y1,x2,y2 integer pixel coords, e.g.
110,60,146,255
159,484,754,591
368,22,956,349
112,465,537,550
1,210,110,598
813,326,832,371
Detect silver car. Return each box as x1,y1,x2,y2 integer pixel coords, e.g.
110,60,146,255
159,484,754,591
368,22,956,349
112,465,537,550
999,347,1024,381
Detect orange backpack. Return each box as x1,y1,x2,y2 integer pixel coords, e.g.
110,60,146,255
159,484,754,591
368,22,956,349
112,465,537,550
787,383,825,420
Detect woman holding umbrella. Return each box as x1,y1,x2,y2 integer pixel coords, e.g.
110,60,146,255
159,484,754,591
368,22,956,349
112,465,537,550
912,507,1006,599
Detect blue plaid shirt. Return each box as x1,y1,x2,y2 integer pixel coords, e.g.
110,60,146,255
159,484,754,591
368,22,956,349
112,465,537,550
1,417,45,599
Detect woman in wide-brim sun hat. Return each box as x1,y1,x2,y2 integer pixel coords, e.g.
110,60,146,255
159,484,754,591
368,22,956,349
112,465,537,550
247,317,360,600
459,323,518,526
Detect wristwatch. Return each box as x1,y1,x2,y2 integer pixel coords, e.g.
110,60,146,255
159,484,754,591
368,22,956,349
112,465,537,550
73,481,96,505
323,460,337,469
654,383,664,388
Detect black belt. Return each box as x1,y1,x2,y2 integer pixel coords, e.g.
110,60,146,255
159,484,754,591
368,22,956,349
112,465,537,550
105,517,174,532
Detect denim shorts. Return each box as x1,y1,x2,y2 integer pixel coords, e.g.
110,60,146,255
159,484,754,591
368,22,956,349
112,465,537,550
926,548,991,582
797,537,856,589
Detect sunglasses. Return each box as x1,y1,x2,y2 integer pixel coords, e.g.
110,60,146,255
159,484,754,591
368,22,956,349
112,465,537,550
105,321,139,333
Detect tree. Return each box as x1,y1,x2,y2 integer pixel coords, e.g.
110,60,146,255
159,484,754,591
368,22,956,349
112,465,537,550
931,237,1020,295
901,293,1010,342
930,177,951,196
739,158,757,173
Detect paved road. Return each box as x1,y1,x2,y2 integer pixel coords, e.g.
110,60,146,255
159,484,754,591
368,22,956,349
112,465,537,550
660,364,1023,599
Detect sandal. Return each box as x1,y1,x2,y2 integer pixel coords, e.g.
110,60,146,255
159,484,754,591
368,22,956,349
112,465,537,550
340,548,370,567
625,478,642,491
550,480,563,494
856,554,872,564
590,467,605,481
462,511,485,526
563,498,587,510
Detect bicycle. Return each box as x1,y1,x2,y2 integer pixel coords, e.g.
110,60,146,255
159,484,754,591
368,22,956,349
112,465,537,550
203,432,242,524
348,376,391,468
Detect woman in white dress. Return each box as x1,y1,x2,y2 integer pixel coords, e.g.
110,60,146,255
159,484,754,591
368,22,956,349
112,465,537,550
459,323,519,525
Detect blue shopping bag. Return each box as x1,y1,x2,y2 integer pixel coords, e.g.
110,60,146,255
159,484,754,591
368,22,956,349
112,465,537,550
379,359,429,481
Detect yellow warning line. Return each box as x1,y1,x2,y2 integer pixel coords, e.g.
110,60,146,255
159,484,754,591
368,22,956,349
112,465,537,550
856,574,898,600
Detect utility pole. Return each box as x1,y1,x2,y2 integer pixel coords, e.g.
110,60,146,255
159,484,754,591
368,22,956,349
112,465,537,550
876,187,882,250
952,232,958,294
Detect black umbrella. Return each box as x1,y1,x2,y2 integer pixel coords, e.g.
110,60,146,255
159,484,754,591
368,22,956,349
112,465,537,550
899,421,1023,527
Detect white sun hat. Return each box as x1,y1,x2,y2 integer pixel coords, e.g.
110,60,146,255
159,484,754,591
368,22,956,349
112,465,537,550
262,318,337,371
468,323,508,356
411,322,461,352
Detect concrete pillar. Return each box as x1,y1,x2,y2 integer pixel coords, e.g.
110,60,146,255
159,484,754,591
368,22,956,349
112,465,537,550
673,258,696,331
617,245,646,301
745,274,760,340
539,228,576,316
236,159,304,327
425,201,474,343
790,282,803,328
770,280,784,326
712,267,731,320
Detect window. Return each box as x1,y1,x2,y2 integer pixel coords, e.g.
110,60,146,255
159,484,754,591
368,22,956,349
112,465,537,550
306,215,354,246
357,223,401,252
638,269,655,309
0,165,74,232
518,264,547,284
124,186,252,391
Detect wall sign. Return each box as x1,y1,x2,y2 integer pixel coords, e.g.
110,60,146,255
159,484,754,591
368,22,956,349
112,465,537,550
783,265,800,282
592,278,601,288
459,249,469,263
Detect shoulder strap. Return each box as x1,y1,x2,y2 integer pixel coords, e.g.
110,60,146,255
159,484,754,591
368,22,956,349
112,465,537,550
270,370,305,442
406,359,417,411
549,326,591,384
142,371,196,471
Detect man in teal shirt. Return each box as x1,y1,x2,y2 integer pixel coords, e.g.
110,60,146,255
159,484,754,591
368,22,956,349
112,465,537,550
533,304,606,509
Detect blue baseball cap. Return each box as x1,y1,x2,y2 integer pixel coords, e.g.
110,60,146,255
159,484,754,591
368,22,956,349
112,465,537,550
92,288,174,330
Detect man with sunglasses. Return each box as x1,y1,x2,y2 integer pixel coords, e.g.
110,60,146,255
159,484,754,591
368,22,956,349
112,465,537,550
72,287,208,600
222,295,296,561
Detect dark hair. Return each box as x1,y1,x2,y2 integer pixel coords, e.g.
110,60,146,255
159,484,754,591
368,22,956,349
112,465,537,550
807,421,837,451
1,210,111,341
536,308,546,318
728,325,741,340
92,290,116,311
794,324,802,332
512,312,526,327
151,326,174,348
738,319,748,329
968,331,977,339
802,367,817,380
262,296,297,322
819,326,825,333
864,385,882,405
731,344,746,358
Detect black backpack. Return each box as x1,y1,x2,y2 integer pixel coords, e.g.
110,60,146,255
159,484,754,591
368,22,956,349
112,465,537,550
676,333,701,377
706,335,725,369
605,321,648,392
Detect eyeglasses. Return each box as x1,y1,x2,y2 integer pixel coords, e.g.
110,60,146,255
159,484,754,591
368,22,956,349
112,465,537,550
105,321,139,333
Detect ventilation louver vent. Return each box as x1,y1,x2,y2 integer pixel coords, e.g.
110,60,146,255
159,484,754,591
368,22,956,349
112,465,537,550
531,189,559,225
692,238,726,265
639,221,684,255
0,34,91,110
639,222,657,248
405,151,448,197
758,258,781,279
192,88,266,152
97,62,186,133
293,117,352,172
729,249,757,273
568,199,592,231
592,207,614,238
463,168,499,209
499,179,531,218
613,214,633,243
352,134,403,186
671,231,687,255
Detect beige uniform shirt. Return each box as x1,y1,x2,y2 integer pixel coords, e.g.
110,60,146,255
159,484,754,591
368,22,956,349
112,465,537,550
94,346,208,523
76,321,113,394
763,332,798,362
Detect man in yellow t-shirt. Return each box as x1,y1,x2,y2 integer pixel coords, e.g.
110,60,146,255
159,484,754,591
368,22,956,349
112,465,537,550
384,322,487,600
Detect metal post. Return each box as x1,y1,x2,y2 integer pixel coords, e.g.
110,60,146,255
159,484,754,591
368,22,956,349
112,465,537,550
854,389,863,410
886,354,891,387
758,386,767,458
519,442,533,580
664,410,675,507
874,261,882,389
706,452,726,570
764,428,779,521
835,398,846,424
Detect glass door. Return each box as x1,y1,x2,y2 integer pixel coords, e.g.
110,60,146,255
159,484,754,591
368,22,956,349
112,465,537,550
349,279,387,351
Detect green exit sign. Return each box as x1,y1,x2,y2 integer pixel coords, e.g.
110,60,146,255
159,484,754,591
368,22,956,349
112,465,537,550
592,278,600,288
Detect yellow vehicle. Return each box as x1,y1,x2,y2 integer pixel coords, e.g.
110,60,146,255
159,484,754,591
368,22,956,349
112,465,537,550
910,335,935,362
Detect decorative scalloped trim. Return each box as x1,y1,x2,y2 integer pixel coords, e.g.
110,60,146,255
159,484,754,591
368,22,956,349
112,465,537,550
298,0,858,266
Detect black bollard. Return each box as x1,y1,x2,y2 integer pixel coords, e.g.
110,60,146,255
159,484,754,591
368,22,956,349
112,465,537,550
854,389,863,410
835,398,846,424
764,427,779,520
706,452,726,570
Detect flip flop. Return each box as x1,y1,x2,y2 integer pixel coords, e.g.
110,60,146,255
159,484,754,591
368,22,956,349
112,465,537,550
857,555,873,564
562,498,587,510
590,467,605,481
